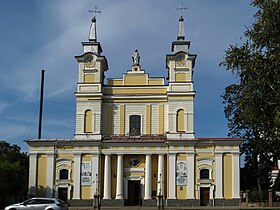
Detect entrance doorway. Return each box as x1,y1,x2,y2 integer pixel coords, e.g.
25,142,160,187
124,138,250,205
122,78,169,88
58,187,68,203
127,180,141,206
200,187,210,206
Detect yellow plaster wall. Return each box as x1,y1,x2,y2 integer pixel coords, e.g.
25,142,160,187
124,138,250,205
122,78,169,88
177,109,185,132
107,79,123,86
223,154,233,199
124,74,147,85
103,99,167,103
84,110,93,133
146,105,151,134
158,105,164,134
107,105,113,134
108,78,163,86
84,74,95,83
81,186,91,199
196,145,213,150
175,73,186,82
152,155,158,197
37,155,47,196
148,79,164,85
120,105,125,135
103,87,167,95
111,155,117,198
77,96,102,101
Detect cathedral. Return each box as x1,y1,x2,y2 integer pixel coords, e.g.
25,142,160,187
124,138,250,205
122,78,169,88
26,7,242,207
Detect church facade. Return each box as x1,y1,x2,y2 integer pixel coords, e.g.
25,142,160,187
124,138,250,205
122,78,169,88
26,12,242,207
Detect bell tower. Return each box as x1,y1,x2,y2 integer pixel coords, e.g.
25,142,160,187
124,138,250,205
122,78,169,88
74,7,108,140
166,3,197,139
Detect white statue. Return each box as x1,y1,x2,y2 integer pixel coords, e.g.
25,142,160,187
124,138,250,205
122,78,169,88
132,49,140,65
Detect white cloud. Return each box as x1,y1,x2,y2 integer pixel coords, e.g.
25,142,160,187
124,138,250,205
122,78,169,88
0,101,8,114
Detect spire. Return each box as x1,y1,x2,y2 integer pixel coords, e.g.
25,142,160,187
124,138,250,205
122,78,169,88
176,2,187,41
177,16,185,40
82,5,103,55
89,17,97,41
88,6,101,42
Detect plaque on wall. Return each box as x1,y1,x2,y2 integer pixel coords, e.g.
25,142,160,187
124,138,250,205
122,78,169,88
81,161,92,186
176,161,187,185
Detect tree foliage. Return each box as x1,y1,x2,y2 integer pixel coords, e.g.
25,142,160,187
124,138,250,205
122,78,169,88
0,141,29,207
221,0,280,195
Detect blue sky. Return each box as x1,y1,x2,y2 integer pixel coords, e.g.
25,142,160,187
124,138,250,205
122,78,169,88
0,0,256,152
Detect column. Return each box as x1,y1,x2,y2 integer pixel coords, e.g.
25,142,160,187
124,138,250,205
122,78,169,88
187,153,195,199
29,153,37,196
73,153,81,199
144,154,152,199
215,153,223,199
103,154,111,199
232,152,240,198
46,154,55,198
116,154,123,199
157,154,164,196
168,153,176,199
91,154,100,197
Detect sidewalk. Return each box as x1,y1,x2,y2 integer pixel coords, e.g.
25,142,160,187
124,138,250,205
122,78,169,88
68,206,280,210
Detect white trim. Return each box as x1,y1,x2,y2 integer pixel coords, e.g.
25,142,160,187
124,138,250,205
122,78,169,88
168,154,176,199
29,153,37,196
124,168,145,172
91,154,100,198
46,154,55,198
55,184,72,200
124,175,145,200
73,154,81,199
232,153,240,198
187,153,195,199
215,153,223,199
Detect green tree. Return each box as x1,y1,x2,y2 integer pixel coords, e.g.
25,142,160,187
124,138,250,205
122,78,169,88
221,0,280,198
0,141,29,207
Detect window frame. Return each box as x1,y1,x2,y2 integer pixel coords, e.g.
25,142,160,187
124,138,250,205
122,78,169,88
129,115,141,136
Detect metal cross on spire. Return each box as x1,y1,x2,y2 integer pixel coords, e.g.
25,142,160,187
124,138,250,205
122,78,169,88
88,5,101,18
176,2,187,17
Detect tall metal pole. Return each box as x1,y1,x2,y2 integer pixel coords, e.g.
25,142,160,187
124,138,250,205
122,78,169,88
38,70,45,139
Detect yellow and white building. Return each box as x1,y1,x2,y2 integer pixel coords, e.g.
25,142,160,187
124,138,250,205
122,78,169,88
26,13,242,207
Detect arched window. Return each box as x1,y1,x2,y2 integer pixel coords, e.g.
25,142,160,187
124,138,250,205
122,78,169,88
176,109,185,132
84,110,93,133
200,169,209,179
130,115,141,136
59,169,69,180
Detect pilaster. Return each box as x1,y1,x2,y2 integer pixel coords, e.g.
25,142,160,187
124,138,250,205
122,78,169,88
73,153,81,199
168,153,176,199
29,153,37,196
215,152,223,199
232,152,240,198
91,154,100,197
46,153,55,198
187,152,195,199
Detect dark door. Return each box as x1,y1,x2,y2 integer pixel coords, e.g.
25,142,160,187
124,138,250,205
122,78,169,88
127,180,141,206
200,187,210,206
58,187,68,203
